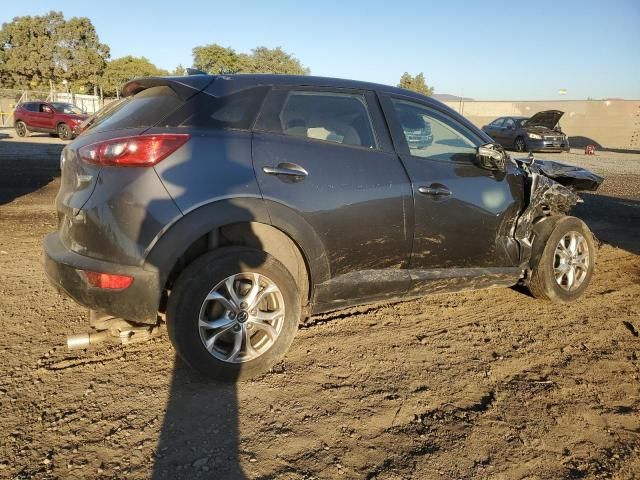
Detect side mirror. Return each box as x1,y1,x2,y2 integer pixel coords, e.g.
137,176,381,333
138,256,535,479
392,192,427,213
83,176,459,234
476,143,507,172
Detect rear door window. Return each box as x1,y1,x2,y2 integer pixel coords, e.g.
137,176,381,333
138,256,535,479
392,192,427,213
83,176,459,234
256,90,378,149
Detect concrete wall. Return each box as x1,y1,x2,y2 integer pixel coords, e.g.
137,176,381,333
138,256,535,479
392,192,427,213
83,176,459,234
442,100,640,151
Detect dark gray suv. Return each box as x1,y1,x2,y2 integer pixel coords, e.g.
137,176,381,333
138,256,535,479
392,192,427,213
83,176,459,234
43,74,601,380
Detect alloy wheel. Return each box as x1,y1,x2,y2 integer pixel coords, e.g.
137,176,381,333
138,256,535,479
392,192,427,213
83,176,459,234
198,272,285,363
58,124,71,140
15,122,26,137
553,231,590,291
515,137,526,152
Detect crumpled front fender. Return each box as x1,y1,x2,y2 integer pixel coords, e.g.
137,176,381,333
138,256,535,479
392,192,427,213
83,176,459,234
512,156,601,266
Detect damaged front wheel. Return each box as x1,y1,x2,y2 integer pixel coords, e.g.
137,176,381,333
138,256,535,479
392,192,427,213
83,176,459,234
526,216,595,302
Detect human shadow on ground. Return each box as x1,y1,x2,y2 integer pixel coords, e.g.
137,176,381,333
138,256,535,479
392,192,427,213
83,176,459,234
148,137,272,479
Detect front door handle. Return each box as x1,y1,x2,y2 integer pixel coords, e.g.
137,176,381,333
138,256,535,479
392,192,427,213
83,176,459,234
263,163,308,178
418,186,451,196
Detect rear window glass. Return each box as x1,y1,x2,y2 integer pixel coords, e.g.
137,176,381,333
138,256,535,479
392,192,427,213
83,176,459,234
163,86,269,131
90,86,182,133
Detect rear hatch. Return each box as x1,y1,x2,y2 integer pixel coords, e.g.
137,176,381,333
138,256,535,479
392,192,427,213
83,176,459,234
56,76,214,252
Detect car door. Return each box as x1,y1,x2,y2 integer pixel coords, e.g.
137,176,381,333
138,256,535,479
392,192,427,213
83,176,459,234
40,103,56,130
483,118,504,143
379,94,525,295
29,103,49,130
501,117,517,147
252,87,413,310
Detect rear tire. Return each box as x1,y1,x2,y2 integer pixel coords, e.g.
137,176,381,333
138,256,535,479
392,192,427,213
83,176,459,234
15,121,28,137
527,216,595,302
167,247,301,381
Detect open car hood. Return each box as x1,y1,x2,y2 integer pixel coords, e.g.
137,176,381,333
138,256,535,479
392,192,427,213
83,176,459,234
534,160,604,191
525,110,564,130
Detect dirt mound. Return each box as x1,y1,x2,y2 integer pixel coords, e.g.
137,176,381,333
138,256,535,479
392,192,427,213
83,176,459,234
1,138,639,478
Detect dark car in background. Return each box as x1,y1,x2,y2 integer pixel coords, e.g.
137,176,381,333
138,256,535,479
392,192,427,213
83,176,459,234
482,110,570,152
43,74,599,381
13,101,88,140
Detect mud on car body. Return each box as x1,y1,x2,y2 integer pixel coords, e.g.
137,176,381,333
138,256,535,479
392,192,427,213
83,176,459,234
43,74,603,380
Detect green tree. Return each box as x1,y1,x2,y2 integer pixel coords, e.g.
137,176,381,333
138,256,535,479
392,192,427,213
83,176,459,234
192,43,308,75
100,56,168,96
0,11,109,90
398,72,434,96
172,64,186,76
192,44,244,74
55,16,110,94
245,47,309,75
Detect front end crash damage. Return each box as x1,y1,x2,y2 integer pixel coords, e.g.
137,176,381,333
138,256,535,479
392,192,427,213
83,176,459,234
512,156,603,270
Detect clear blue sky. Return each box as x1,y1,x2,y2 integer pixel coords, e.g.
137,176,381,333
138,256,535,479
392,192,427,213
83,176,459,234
2,0,639,99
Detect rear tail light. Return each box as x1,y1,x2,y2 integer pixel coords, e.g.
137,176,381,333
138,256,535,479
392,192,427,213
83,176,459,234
78,133,190,167
81,270,133,289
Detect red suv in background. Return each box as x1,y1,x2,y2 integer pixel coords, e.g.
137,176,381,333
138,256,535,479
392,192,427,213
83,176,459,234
13,101,88,140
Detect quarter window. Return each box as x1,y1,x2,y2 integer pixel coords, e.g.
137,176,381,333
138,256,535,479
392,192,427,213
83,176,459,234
258,90,377,149
391,98,479,160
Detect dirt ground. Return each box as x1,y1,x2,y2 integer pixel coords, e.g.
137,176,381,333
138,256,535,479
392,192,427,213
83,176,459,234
1,128,639,479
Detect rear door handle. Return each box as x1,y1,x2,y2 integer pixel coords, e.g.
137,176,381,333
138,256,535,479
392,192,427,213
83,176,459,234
262,163,308,177
418,186,451,196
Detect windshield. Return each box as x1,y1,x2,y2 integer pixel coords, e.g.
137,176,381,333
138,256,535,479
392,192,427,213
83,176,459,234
517,118,529,127
51,103,84,114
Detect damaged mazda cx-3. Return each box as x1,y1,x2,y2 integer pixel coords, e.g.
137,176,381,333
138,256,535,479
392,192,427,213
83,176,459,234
43,74,604,380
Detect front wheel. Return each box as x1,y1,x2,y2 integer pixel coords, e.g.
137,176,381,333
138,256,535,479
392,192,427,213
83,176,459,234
57,123,72,141
167,247,301,381
527,216,595,302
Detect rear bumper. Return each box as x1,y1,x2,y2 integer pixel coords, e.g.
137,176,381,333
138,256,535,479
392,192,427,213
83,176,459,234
42,233,161,324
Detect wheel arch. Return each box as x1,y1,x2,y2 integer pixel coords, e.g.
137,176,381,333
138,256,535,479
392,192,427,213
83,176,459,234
144,197,330,306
